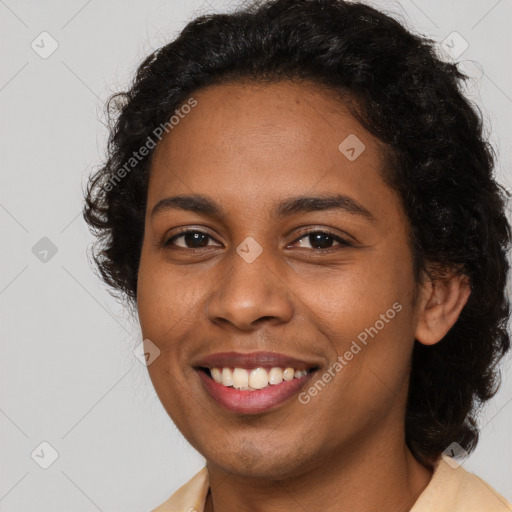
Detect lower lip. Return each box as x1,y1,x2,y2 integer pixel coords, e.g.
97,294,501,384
197,370,314,414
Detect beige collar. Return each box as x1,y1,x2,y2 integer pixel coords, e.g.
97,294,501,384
152,457,512,512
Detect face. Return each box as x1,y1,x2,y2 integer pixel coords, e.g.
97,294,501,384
137,80,423,479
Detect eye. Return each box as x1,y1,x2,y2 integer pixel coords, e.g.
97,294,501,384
291,230,353,250
164,229,220,249
162,228,353,251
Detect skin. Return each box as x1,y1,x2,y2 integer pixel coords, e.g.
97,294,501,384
136,80,471,512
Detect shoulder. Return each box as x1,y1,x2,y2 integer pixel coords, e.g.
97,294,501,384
149,459,511,512
411,456,512,512
150,467,209,512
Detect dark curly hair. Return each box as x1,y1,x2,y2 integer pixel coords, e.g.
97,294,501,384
83,0,511,469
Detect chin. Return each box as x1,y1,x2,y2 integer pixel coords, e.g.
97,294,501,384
204,438,316,481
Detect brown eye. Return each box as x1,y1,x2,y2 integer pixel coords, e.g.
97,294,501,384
165,230,218,249
293,230,352,250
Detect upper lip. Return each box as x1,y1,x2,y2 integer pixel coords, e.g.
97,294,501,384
192,351,321,371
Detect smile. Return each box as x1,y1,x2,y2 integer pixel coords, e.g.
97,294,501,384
212,366,311,389
193,351,320,414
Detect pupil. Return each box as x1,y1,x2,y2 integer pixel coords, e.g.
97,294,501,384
310,233,333,249
186,232,208,248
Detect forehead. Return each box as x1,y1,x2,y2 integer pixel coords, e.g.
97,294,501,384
156,80,368,159
147,80,395,220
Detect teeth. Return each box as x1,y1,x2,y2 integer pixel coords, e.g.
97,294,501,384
283,368,295,381
209,366,311,390
232,368,249,389
211,368,222,383
248,368,268,389
221,368,233,387
268,367,283,385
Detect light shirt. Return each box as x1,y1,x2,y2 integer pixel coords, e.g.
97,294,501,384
151,456,512,512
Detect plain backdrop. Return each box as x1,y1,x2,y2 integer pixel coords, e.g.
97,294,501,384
0,0,511,510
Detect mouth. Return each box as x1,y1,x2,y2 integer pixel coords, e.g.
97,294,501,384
193,351,320,414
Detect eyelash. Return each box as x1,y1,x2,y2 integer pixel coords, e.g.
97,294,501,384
162,228,353,252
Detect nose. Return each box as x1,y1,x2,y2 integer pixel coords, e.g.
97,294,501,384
206,249,295,331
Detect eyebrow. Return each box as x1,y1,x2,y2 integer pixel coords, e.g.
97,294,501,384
151,193,375,222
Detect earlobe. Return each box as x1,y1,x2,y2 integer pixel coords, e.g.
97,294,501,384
415,272,471,346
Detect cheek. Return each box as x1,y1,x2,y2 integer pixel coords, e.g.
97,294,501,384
136,255,199,423
305,256,412,338
136,257,167,336
136,250,214,383
137,248,193,334
299,247,416,391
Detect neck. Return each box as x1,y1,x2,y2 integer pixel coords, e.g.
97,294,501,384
204,423,433,512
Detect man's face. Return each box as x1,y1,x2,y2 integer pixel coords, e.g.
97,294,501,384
137,80,421,478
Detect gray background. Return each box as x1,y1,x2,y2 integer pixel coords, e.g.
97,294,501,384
0,0,511,510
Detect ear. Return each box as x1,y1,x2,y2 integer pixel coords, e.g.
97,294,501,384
415,271,471,346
